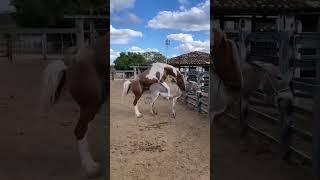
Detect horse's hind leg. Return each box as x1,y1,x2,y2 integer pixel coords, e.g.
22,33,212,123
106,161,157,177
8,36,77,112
150,92,160,115
161,81,170,100
171,97,178,118
75,105,101,178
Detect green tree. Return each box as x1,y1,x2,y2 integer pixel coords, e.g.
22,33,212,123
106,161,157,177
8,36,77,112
114,52,147,70
10,0,106,27
142,52,166,62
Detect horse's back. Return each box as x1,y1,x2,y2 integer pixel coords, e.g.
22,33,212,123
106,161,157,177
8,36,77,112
93,36,107,75
150,83,167,93
67,60,102,107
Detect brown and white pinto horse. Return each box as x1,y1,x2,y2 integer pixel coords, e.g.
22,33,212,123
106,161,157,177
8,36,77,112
122,62,185,118
40,36,106,178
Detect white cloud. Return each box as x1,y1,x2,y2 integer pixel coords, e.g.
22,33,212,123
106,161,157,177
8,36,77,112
110,0,135,12
127,46,159,53
148,0,209,31
170,54,178,58
178,0,189,5
112,13,142,25
179,6,186,11
127,13,142,24
110,49,120,64
167,33,209,53
110,25,143,44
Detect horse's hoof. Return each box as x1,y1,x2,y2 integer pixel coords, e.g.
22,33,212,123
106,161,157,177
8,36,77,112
171,113,176,118
136,114,143,118
151,111,158,115
85,162,101,178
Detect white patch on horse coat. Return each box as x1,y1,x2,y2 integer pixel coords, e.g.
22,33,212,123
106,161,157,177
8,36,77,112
41,60,67,113
78,132,99,175
161,81,171,98
134,105,142,116
146,63,178,81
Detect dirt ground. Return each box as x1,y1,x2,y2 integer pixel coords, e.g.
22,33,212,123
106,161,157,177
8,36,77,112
0,57,106,180
110,80,210,180
1,56,312,180
213,114,312,180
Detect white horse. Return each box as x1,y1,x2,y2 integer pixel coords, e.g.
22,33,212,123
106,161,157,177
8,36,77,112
185,78,202,94
146,75,201,118
148,81,183,118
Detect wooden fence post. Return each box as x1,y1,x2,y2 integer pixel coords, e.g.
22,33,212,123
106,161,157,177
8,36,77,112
133,67,137,79
60,34,64,56
197,92,202,113
208,63,215,180
75,19,84,48
278,98,292,160
89,20,96,46
313,59,320,180
41,33,47,60
6,33,13,63
184,93,188,105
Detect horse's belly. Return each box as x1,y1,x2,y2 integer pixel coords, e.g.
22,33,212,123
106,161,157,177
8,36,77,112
159,92,169,97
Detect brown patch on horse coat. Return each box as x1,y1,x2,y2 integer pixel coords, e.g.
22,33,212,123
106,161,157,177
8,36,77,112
213,30,242,90
156,72,160,80
127,63,186,108
163,67,185,91
64,36,106,140
165,75,176,83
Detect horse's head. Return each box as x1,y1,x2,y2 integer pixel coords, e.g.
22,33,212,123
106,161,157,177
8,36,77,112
259,64,287,94
212,28,227,55
257,63,293,106
176,72,186,91
165,75,177,83
182,75,201,94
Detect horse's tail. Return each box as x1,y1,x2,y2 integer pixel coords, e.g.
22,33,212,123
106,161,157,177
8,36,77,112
121,80,132,103
40,60,67,113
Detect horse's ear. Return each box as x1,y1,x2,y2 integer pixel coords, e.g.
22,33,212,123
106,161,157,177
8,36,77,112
221,31,227,48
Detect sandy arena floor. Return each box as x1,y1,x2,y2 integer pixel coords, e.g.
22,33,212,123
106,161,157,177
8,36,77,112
110,80,210,180
1,56,311,180
0,57,106,180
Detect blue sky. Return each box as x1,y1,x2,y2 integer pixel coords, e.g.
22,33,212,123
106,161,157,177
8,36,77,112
0,0,14,13
110,0,210,64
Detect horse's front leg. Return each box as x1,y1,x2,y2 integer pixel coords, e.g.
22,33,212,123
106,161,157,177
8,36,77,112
75,105,100,178
171,97,178,118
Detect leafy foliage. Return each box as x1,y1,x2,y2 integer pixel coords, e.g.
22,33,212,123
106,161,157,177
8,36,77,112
114,52,147,70
142,52,166,63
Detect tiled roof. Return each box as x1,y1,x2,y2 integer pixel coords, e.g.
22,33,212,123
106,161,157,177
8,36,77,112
214,0,320,15
168,51,210,66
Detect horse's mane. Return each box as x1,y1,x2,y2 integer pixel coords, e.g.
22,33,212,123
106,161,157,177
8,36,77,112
62,35,107,68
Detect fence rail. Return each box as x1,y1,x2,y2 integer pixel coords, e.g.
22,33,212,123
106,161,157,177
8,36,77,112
178,88,314,165
178,92,209,114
